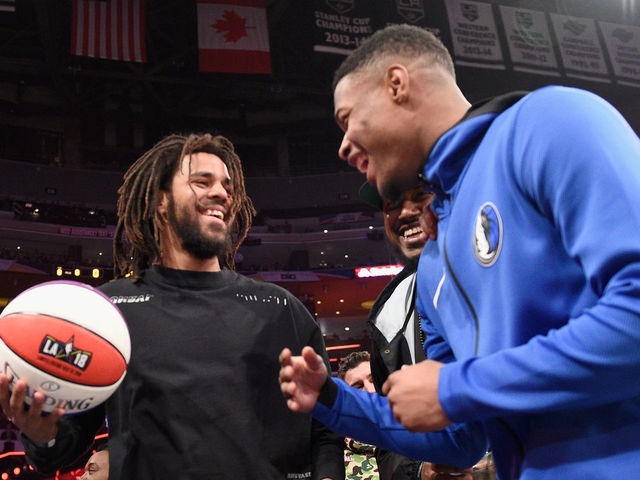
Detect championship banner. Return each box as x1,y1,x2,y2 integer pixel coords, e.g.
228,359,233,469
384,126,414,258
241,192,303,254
499,6,559,76
445,0,505,69
311,0,377,56
598,21,640,86
373,0,446,39
197,0,271,74
549,13,610,83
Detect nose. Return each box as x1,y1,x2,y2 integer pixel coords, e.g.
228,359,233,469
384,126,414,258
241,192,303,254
206,181,229,202
339,136,367,174
364,379,376,394
338,135,352,163
398,202,420,219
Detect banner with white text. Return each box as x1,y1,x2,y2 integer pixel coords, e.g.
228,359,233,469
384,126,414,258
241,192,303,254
499,5,559,76
598,21,640,86
312,0,378,56
445,0,505,69
550,13,610,83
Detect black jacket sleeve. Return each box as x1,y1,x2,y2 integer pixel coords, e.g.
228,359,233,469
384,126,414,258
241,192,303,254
376,448,423,480
311,417,345,480
21,404,105,474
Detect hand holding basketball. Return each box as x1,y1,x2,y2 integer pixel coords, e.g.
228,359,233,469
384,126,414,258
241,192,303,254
0,281,131,416
0,375,62,445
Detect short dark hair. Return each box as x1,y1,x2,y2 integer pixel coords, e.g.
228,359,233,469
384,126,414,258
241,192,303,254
337,351,370,380
332,24,455,90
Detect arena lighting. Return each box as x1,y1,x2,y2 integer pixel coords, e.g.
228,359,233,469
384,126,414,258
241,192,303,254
355,264,404,278
325,344,361,351
12,467,19,475
55,266,107,278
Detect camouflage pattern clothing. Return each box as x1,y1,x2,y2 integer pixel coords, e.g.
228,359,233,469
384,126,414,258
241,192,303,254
344,437,379,480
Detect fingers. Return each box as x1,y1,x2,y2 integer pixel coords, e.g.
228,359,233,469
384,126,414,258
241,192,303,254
8,379,27,419
28,391,47,418
431,464,473,474
381,378,390,396
0,374,12,416
381,371,395,395
279,348,292,367
301,346,323,370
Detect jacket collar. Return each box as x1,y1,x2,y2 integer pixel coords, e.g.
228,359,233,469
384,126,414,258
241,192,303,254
419,91,528,195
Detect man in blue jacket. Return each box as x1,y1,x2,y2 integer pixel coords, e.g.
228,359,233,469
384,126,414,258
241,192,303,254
280,24,640,480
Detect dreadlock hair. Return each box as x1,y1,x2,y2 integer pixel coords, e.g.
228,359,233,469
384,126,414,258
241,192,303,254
332,24,455,91
114,133,255,280
337,351,371,380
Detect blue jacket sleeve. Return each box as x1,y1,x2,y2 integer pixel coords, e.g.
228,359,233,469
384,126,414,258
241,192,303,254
312,378,488,468
439,87,640,421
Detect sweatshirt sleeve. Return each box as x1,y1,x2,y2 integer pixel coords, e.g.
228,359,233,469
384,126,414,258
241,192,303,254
439,87,640,422
312,378,487,468
295,298,345,480
21,404,105,474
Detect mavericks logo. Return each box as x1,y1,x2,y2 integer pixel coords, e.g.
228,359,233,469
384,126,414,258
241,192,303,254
473,202,503,267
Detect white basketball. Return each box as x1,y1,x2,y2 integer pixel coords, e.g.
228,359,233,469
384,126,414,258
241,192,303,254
0,280,130,414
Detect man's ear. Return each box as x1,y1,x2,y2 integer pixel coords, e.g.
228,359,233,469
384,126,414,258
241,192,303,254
157,190,169,223
385,64,410,105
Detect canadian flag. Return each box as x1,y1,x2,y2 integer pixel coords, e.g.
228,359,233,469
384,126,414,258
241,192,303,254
197,0,272,74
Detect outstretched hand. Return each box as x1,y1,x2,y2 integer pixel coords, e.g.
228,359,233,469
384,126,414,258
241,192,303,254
278,346,329,413
0,374,64,445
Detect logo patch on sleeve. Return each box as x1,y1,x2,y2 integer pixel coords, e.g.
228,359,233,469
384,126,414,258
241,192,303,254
473,202,503,267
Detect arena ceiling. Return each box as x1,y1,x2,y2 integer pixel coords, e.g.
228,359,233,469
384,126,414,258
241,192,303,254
1,0,638,177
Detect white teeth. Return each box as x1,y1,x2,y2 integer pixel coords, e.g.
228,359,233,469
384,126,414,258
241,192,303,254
403,226,423,238
205,209,224,220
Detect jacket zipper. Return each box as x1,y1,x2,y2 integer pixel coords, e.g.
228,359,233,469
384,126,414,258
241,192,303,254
443,232,480,355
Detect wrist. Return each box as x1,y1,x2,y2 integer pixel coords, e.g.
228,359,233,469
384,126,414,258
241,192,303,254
32,436,56,448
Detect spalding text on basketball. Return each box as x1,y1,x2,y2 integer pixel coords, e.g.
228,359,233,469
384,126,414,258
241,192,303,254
4,363,96,413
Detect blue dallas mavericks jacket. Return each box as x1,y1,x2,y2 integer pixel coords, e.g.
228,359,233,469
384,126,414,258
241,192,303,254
313,86,640,479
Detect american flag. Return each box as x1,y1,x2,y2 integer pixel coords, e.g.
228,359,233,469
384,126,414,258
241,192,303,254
71,0,147,63
0,0,16,12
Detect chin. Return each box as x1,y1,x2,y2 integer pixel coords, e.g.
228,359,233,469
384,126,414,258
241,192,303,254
380,182,403,205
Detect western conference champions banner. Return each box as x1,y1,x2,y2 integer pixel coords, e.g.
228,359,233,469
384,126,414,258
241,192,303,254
301,0,639,86
499,5,559,76
445,0,505,69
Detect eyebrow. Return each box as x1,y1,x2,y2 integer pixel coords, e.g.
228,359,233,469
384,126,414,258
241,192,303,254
189,171,232,183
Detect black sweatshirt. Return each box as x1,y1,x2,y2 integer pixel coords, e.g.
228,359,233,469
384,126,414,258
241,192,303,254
23,266,344,480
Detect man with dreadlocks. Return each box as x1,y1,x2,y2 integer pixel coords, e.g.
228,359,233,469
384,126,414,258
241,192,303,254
0,133,344,480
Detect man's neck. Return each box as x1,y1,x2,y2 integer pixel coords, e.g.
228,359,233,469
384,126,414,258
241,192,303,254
161,251,221,272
